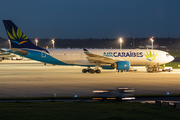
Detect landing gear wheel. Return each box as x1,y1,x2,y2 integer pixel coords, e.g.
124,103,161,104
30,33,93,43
147,67,153,72
95,69,101,73
82,69,87,73
88,69,95,74
91,69,95,74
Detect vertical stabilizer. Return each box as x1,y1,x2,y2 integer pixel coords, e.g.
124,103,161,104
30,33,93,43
3,20,48,53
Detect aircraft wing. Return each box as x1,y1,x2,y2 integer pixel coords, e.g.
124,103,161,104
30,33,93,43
0,48,13,53
83,48,122,64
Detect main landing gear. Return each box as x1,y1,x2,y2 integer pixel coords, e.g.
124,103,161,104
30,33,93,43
118,70,124,73
82,68,101,74
83,62,101,74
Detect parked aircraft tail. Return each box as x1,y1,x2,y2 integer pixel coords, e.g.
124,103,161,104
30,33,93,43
3,20,48,53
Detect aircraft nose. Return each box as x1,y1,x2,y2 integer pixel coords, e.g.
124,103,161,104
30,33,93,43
169,55,174,62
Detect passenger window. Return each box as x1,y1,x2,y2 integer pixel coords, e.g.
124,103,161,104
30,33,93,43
166,54,169,57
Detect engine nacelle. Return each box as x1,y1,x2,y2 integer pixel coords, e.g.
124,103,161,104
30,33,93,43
111,61,130,70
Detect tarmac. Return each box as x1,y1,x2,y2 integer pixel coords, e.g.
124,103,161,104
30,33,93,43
0,60,180,98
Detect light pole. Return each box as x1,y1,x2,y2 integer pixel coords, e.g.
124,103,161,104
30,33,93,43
8,39,11,49
51,38,55,49
119,37,123,49
133,37,135,48
150,37,154,49
35,38,38,46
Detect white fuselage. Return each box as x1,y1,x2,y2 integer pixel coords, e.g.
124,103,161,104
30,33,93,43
47,49,174,66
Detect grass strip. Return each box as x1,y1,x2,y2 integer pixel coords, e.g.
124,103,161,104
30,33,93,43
0,101,179,120
164,62,180,69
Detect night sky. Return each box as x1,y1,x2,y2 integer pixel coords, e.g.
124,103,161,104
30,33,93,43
0,0,180,39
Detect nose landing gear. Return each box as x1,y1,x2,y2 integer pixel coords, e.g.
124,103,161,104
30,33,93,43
146,63,173,73
146,64,160,73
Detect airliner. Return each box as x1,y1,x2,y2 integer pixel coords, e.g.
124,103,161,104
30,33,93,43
2,20,174,73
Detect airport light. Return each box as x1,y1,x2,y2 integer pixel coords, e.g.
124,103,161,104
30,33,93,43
150,37,154,49
8,39,11,49
51,38,55,49
35,38,38,46
119,37,123,49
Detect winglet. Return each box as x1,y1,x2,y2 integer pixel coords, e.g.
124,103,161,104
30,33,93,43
83,48,90,54
83,48,88,51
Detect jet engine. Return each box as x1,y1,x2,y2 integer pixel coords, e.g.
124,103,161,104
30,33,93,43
111,61,130,70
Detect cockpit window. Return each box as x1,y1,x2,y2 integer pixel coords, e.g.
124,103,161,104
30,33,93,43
166,54,170,57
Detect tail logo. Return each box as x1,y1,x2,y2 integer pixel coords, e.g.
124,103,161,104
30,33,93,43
144,51,157,61
7,27,28,45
